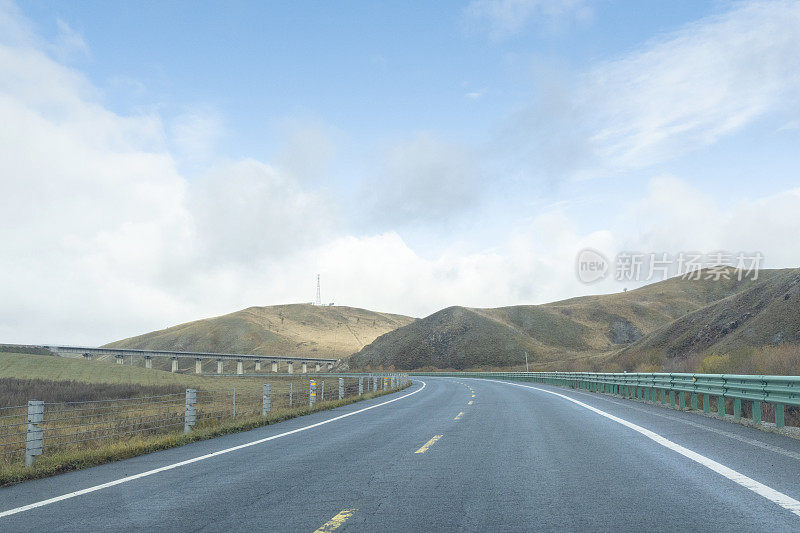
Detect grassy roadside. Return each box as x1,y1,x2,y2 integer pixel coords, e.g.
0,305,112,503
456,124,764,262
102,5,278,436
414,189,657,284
0,382,411,487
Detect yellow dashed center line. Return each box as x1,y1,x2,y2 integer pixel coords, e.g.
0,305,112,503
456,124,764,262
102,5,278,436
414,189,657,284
415,435,443,454
314,508,357,532
454,411,463,420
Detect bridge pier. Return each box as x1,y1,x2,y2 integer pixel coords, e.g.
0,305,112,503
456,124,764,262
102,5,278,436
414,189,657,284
116,355,124,365
237,359,244,375
195,358,202,374
327,362,333,371
287,362,294,374
255,360,261,372
302,362,308,374
171,357,178,373
271,361,278,372
145,356,152,369
82,353,91,360
315,362,321,372
217,359,224,374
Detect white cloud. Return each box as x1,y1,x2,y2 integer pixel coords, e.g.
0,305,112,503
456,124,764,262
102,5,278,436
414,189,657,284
465,0,593,38
52,19,88,60
275,118,338,184
169,108,224,165
363,133,480,225
587,1,800,171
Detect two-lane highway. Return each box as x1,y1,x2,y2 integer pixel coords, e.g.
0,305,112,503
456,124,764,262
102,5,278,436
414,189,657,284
2,377,800,531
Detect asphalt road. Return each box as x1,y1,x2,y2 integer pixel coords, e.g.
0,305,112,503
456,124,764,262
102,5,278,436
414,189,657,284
3,377,800,532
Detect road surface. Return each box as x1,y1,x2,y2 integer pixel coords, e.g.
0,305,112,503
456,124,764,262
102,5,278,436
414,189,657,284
2,377,800,531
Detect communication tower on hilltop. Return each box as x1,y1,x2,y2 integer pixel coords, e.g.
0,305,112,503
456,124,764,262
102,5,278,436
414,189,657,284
315,274,321,306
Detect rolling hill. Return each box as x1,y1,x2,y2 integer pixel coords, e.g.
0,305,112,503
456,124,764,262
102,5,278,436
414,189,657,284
104,304,415,359
615,267,800,370
349,269,792,371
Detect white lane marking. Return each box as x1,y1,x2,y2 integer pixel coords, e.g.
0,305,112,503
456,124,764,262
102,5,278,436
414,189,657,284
483,378,800,518
565,387,800,462
0,381,427,519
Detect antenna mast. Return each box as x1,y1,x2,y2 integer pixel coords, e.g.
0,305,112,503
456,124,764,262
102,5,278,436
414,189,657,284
315,274,321,306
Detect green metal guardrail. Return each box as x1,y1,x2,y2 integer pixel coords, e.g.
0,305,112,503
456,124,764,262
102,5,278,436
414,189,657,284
410,371,800,428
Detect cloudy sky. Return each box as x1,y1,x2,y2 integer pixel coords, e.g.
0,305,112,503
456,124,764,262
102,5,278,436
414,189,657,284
2,0,800,345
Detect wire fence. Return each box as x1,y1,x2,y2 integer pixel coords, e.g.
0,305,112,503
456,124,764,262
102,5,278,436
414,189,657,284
0,374,408,468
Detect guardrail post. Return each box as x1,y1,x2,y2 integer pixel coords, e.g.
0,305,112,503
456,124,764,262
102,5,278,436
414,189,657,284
358,377,364,396
262,384,271,415
669,391,675,407
289,382,293,406
691,393,698,410
373,376,377,392
25,400,44,467
702,394,710,413
679,391,686,410
734,398,741,419
775,403,785,428
752,401,761,424
717,396,725,417
184,389,196,434
232,388,236,418
310,380,316,406
339,378,344,400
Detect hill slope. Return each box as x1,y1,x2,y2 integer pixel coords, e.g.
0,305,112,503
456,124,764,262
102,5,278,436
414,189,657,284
616,268,800,369
350,269,789,370
105,304,415,359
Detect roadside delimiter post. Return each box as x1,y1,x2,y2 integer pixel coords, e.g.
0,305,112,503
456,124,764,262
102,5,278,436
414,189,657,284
25,400,44,467
184,389,196,434
262,383,271,415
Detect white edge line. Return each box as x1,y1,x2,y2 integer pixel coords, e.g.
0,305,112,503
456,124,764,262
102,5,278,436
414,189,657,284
480,378,800,518
0,380,427,519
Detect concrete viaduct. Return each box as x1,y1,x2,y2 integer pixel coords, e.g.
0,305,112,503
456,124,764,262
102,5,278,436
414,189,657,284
46,346,339,375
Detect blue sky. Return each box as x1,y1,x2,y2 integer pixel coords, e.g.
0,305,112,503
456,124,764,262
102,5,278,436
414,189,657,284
2,0,800,343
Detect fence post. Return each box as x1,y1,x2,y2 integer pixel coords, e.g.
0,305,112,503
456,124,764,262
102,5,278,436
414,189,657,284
232,387,236,418
262,384,271,415
358,377,364,396
339,378,344,400
25,400,44,467
290,382,293,407
373,376,377,392
184,389,196,434
321,381,325,401
310,380,316,407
